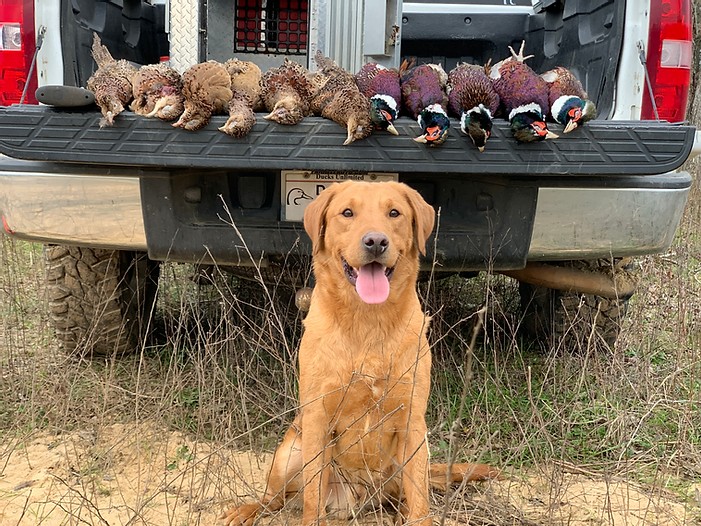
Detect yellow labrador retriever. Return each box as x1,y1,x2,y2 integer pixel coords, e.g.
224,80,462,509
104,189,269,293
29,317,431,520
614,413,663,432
221,180,496,526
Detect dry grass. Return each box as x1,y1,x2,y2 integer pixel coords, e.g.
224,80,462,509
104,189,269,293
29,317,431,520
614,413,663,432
2,131,701,525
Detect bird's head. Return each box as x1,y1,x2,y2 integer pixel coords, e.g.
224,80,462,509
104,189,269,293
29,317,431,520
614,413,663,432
551,95,597,133
414,104,450,146
369,95,399,135
460,104,493,152
509,103,558,143
264,97,304,125
343,115,373,145
98,97,125,127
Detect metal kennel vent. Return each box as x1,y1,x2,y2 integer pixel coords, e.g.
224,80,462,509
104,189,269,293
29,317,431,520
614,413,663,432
235,0,308,55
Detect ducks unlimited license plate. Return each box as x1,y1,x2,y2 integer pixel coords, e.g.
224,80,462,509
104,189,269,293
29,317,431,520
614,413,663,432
282,171,398,221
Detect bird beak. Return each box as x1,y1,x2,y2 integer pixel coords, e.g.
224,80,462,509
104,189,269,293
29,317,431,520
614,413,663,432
563,120,578,133
386,123,399,136
545,130,559,140
413,134,428,143
478,146,485,153
343,128,355,146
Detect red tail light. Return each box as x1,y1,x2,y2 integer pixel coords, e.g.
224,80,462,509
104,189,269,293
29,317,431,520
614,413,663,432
0,0,38,105
641,0,692,121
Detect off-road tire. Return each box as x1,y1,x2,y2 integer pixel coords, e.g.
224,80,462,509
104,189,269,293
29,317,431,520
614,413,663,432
518,260,634,351
45,246,160,356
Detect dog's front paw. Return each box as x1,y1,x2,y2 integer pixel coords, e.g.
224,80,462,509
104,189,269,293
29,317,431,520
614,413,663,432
219,503,260,526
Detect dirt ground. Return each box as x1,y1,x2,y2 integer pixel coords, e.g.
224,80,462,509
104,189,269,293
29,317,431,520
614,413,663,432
0,423,698,526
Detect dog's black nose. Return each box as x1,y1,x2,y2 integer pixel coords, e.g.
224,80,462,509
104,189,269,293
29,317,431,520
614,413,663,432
362,232,389,257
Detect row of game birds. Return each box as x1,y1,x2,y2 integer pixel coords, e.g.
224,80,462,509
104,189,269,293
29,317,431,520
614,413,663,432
87,34,595,149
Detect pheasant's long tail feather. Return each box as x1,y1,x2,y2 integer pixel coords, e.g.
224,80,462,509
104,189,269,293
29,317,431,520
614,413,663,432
91,33,114,68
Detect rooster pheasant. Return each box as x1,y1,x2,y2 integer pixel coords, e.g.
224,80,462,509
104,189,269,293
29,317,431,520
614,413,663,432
541,66,597,133
448,62,500,152
400,62,450,145
355,62,401,136
489,41,557,143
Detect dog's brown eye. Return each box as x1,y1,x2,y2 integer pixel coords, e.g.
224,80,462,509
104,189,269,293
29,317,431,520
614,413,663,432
389,209,400,218
342,208,353,218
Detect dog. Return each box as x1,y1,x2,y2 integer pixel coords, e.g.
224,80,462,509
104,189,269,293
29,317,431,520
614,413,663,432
221,181,497,526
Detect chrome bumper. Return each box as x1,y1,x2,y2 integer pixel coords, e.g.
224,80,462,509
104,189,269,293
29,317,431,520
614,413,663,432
0,160,691,261
0,159,147,250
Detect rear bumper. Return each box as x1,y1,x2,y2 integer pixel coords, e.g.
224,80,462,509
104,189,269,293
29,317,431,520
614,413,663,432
0,157,691,265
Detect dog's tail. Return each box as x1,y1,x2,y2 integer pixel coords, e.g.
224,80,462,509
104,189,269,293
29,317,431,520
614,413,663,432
429,463,500,491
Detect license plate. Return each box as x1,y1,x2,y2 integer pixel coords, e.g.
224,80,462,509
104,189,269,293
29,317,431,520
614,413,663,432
281,170,399,221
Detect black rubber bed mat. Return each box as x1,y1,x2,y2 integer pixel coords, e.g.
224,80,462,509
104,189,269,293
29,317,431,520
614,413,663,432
0,105,695,175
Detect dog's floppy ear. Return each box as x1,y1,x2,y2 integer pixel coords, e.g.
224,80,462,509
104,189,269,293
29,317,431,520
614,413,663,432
401,185,436,256
304,184,338,254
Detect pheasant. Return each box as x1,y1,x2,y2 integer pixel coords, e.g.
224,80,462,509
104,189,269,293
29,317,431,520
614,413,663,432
541,66,597,133
355,62,401,135
489,41,557,143
219,58,263,138
130,63,184,121
448,62,501,151
400,62,450,144
261,58,315,125
414,104,450,146
310,51,373,145
86,33,137,127
172,61,232,131
508,103,558,143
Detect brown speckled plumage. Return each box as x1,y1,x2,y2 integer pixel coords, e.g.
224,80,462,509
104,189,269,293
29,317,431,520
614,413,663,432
86,33,137,127
261,59,314,125
219,91,256,138
310,51,372,145
225,58,264,110
218,59,263,138
173,61,232,131
130,63,183,121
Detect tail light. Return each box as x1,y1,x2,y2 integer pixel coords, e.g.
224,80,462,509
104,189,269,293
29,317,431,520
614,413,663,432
641,0,692,121
0,0,38,105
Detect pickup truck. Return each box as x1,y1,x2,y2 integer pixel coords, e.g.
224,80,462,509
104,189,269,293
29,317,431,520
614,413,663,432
0,0,698,355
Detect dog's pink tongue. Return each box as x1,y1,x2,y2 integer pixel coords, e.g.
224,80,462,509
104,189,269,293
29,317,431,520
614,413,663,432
356,262,390,304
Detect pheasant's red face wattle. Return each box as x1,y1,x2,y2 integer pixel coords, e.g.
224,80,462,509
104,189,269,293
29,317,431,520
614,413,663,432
380,109,394,123
568,107,582,122
531,121,548,137
425,125,442,141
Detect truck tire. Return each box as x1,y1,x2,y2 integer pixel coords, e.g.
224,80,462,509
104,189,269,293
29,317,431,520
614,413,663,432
518,260,633,351
45,246,159,357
